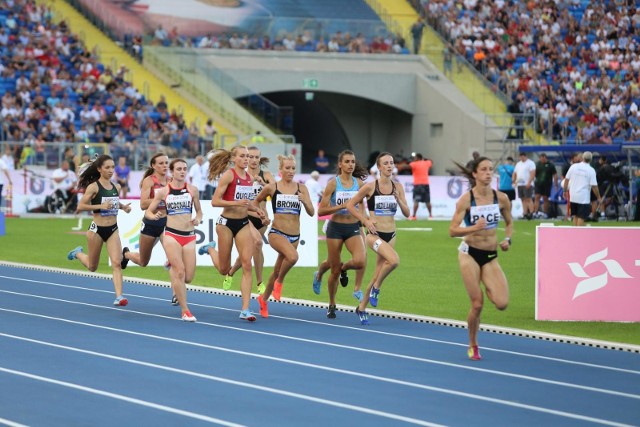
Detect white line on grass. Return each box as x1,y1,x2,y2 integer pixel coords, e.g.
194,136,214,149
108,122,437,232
0,332,634,427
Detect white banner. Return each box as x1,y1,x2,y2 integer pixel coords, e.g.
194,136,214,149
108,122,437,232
117,200,318,267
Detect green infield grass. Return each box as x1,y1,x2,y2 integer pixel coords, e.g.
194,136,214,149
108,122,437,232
1,216,638,346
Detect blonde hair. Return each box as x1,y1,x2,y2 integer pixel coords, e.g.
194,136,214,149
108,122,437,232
207,146,247,181
277,154,295,170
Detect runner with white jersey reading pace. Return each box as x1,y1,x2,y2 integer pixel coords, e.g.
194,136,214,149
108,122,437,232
252,154,314,318
147,159,202,322
449,157,513,361
199,146,267,322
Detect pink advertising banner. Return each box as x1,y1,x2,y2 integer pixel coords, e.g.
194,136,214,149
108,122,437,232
536,226,640,322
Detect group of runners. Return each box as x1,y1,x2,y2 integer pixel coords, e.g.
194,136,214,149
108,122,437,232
66,147,512,360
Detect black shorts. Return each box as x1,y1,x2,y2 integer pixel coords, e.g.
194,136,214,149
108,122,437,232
413,184,431,203
248,215,264,230
89,222,118,242
534,182,553,197
141,217,167,238
326,221,361,241
217,215,250,237
501,189,516,201
458,242,498,268
367,230,396,243
570,202,591,220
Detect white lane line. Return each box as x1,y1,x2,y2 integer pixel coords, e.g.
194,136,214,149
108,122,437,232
2,290,640,397
0,332,633,427
0,334,444,427
2,274,638,374
1,292,640,401
0,418,29,427
0,366,244,426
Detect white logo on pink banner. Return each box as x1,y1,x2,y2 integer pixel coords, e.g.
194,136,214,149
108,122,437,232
536,227,640,322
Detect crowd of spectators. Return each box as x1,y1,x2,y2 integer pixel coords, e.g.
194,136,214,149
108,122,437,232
0,0,214,171
419,0,640,145
130,23,411,56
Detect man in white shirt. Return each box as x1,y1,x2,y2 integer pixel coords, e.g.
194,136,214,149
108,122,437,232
563,151,601,226
304,171,323,205
51,160,78,206
512,152,536,219
0,157,12,208
188,155,208,199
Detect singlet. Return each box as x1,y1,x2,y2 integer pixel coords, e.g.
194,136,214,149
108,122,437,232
251,169,269,199
330,176,359,215
366,180,397,216
165,183,193,216
91,181,119,216
222,169,254,201
149,175,166,211
464,190,500,229
271,183,301,215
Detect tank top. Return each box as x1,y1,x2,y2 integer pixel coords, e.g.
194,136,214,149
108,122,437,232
271,182,301,215
330,176,359,215
222,169,254,201
464,190,500,229
91,181,119,216
165,183,193,216
149,175,166,211
366,180,397,216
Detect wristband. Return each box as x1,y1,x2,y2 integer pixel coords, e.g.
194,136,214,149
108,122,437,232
505,237,512,246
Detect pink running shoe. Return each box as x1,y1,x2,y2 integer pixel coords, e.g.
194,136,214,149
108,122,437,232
273,280,283,301
258,294,269,318
467,345,481,361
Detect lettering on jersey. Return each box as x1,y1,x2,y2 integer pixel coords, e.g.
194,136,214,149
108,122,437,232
335,190,357,214
274,194,300,215
469,204,500,229
166,193,193,215
235,185,254,200
101,196,119,217
374,195,397,216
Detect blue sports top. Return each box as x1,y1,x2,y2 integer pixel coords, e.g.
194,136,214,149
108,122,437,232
330,176,359,215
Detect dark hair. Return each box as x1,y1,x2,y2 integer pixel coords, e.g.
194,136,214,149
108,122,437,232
170,158,187,171
414,153,423,160
376,151,394,166
141,152,168,188
335,149,368,180
452,156,491,188
78,154,113,190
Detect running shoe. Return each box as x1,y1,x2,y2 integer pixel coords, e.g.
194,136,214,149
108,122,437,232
257,294,268,318
326,304,337,319
120,247,130,269
239,309,256,322
369,286,380,307
339,270,349,287
182,310,197,322
355,307,369,325
222,275,233,291
273,280,283,301
113,296,128,306
67,246,83,260
198,241,216,256
163,260,171,271
312,271,321,295
171,295,179,306
468,345,481,361
352,290,363,302
408,216,417,221
256,282,266,294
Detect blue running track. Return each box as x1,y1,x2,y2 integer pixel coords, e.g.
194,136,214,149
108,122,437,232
0,264,638,427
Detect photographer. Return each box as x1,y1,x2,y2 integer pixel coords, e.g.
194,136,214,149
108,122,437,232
50,160,78,213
